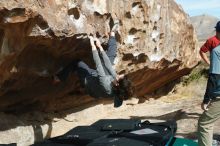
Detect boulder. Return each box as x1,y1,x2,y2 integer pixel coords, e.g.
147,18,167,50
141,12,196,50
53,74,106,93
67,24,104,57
0,0,199,112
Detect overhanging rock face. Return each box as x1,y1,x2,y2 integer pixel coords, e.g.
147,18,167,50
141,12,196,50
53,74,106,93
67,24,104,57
0,0,199,112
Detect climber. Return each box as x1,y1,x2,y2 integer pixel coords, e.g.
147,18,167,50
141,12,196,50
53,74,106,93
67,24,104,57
198,21,220,146
52,26,134,107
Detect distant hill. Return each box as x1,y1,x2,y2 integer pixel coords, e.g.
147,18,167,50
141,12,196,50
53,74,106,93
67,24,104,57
190,14,220,42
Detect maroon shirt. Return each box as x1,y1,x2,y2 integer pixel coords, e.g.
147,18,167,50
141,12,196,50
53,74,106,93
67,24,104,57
200,36,220,53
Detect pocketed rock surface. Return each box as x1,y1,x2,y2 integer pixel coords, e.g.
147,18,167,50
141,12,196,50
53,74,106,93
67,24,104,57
0,0,199,112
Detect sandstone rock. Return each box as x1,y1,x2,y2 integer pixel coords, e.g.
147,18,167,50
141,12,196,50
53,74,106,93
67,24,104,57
0,0,199,112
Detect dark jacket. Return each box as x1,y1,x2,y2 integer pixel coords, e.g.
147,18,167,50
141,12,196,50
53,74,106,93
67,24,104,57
84,50,122,107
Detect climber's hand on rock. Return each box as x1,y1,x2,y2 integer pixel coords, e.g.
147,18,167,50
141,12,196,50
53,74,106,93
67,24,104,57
88,35,94,42
94,38,100,46
89,36,97,50
94,38,104,51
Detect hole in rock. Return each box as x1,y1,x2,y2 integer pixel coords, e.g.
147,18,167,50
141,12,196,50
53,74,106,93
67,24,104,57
125,12,132,19
133,53,147,63
129,28,138,35
143,21,149,25
37,15,49,30
68,7,80,19
154,47,158,53
122,53,134,61
119,70,126,74
94,11,103,18
132,2,141,7
7,8,25,17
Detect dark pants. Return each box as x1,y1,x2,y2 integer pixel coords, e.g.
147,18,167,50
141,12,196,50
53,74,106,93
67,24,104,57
56,60,95,84
106,36,117,64
56,37,117,82
203,73,220,103
198,73,220,146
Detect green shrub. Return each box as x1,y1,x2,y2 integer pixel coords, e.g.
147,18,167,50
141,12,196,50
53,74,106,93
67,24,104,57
182,68,208,86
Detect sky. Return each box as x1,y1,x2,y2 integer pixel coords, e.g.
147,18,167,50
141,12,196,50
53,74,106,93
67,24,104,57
175,0,220,19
